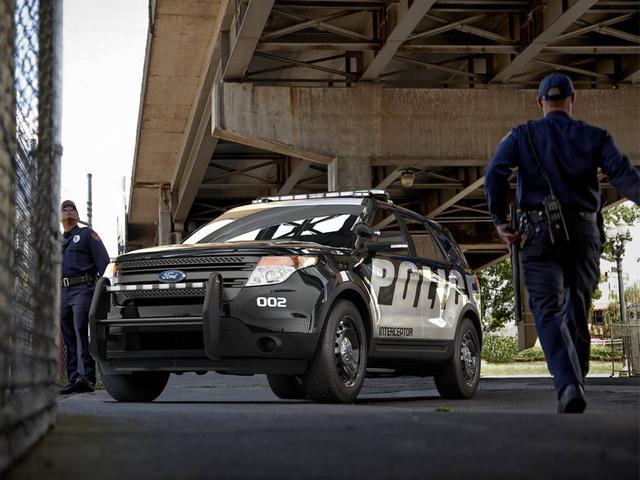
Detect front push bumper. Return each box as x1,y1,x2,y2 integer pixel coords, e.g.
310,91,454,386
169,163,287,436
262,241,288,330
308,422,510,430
88,275,319,375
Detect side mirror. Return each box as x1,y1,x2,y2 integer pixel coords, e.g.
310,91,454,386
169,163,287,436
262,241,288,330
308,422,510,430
354,222,378,239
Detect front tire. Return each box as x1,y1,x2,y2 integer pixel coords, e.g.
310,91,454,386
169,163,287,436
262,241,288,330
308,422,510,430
267,374,306,399
303,300,367,403
434,318,481,399
101,371,170,402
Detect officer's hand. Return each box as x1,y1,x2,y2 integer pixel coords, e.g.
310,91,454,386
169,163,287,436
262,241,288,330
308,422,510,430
496,224,521,254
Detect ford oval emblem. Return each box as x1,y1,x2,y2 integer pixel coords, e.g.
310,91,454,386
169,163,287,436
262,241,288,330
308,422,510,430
157,270,186,283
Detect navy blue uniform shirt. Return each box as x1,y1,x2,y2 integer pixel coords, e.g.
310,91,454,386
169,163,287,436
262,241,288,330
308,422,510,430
485,111,640,225
62,225,110,278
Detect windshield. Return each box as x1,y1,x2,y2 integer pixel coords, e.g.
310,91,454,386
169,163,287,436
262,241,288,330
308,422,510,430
184,203,366,248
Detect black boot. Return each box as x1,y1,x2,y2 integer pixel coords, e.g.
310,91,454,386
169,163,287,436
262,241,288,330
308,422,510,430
59,381,78,395
557,383,587,414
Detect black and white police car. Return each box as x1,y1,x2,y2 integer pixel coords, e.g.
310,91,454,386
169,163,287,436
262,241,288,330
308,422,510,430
90,191,482,403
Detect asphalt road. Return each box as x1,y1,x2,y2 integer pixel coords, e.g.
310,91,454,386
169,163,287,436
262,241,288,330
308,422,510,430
7,373,639,480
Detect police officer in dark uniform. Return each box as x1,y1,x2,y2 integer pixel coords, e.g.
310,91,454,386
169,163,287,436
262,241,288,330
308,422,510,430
59,200,110,394
485,73,640,413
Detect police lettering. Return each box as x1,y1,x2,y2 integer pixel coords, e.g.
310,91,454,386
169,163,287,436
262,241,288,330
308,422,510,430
371,258,467,311
379,327,414,337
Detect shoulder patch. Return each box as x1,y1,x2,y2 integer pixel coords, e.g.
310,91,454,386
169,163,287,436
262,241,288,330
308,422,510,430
91,231,101,241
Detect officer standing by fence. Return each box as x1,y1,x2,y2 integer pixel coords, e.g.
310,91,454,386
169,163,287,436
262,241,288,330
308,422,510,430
59,200,110,394
485,73,640,413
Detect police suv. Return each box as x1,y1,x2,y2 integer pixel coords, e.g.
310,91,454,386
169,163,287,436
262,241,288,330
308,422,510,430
90,191,482,403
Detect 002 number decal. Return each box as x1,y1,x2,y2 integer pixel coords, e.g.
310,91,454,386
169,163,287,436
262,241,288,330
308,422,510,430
256,297,287,308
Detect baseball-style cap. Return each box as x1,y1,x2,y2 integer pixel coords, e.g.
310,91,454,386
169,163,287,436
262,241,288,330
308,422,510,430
538,72,575,101
61,199,77,211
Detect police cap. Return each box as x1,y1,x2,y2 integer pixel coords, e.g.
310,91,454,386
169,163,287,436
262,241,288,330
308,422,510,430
538,73,574,101
61,199,77,211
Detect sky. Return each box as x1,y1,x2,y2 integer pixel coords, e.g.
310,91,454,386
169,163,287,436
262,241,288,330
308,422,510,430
61,0,147,256
60,1,640,289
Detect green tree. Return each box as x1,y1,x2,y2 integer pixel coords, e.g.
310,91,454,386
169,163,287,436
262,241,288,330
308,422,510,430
476,258,514,333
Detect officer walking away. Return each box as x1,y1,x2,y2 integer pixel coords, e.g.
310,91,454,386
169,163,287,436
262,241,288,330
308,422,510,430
485,73,640,413
59,200,110,394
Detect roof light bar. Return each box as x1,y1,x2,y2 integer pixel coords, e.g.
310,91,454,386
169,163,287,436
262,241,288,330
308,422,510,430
253,190,390,204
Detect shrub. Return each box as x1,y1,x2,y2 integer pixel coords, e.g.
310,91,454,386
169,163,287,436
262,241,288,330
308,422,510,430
514,347,545,362
514,345,623,362
481,335,519,363
590,346,622,362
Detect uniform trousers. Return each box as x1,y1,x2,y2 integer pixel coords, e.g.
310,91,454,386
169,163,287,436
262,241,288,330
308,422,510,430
521,218,600,396
61,283,96,384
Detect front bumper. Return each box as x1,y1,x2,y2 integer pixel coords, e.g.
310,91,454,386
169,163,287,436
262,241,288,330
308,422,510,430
89,275,320,375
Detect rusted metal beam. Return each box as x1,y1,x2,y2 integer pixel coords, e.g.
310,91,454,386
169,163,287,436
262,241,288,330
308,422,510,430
491,0,599,83
361,0,438,81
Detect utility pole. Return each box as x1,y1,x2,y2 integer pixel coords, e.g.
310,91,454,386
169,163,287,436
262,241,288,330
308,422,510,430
607,222,632,374
87,173,93,227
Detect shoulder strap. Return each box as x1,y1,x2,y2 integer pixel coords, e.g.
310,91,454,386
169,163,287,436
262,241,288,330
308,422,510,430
525,121,557,198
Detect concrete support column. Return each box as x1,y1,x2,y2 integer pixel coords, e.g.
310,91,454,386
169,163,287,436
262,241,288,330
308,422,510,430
158,186,171,246
328,157,372,191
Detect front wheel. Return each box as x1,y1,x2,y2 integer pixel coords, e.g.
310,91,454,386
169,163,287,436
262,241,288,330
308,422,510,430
434,318,481,399
101,371,170,402
303,300,368,403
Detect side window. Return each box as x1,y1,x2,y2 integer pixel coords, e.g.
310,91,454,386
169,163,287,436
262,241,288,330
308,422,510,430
401,216,448,263
370,207,410,256
431,224,471,270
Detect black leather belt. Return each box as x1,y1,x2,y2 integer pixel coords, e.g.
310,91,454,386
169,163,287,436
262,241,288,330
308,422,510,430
525,210,597,223
61,276,89,288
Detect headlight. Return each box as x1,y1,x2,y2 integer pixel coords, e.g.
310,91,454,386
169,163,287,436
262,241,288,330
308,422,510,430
103,262,118,284
246,256,317,287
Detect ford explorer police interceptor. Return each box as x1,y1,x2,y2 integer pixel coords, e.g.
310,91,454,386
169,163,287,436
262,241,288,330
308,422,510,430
90,191,482,403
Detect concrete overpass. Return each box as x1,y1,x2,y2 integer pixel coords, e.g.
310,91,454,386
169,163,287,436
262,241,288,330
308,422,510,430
127,0,640,273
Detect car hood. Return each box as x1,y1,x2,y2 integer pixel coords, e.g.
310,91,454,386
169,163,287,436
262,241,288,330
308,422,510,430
116,240,355,262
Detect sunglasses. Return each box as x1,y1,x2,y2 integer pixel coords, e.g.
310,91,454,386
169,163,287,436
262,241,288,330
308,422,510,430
62,206,76,212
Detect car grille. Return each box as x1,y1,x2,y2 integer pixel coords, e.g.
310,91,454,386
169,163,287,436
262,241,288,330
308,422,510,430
117,256,247,271
119,288,207,299
112,255,257,306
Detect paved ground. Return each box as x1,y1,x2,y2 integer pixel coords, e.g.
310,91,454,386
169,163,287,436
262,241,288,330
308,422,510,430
7,373,639,480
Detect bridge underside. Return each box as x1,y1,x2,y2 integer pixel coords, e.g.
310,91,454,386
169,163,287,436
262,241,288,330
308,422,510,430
128,0,640,272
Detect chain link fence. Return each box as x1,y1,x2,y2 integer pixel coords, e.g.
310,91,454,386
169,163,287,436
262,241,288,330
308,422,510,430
0,0,62,473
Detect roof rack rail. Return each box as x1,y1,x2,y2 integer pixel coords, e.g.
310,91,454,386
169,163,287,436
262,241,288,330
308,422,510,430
253,190,390,204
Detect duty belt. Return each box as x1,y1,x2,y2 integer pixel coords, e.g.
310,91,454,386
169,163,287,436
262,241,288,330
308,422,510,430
61,275,92,288
525,209,597,223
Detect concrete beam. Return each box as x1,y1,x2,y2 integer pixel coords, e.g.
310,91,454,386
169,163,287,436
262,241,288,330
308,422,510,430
158,185,172,245
212,83,640,166
491,0,598,83
224,0,275,80
174,94,219,224
360,0,437,81
328,158,372,191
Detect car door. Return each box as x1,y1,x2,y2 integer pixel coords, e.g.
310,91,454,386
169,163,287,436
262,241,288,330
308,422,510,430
368,206,424,344
399,214,463,342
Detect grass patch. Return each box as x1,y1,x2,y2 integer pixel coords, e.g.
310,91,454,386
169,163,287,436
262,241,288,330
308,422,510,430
434,406,452,413
481,361,616,376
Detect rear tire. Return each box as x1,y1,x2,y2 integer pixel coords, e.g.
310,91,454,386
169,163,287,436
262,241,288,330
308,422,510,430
267,374,306,400
434,318,481,399
303,300,367,403
101,371,170,402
